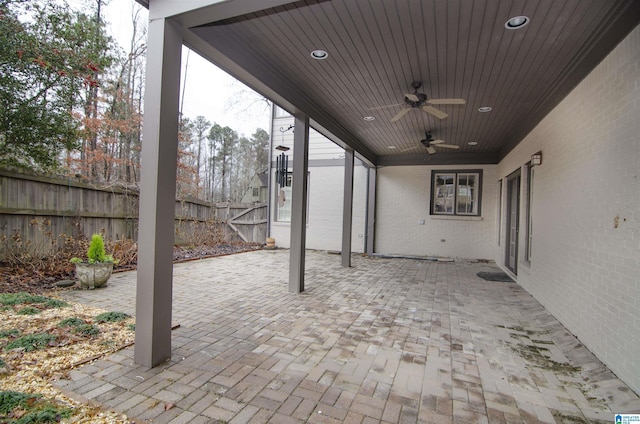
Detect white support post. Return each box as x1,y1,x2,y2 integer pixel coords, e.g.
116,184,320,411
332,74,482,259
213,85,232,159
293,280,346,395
134,17,183,368
288,115,309,293
341,149,354,267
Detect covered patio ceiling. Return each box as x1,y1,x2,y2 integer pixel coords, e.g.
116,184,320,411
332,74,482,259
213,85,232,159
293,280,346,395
139,0,640,166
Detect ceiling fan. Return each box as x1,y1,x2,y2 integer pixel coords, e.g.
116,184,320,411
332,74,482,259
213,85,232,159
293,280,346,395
402,131,460,154
377,81,465,122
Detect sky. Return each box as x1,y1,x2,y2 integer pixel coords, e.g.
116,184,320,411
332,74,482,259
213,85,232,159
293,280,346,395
89,0,272,138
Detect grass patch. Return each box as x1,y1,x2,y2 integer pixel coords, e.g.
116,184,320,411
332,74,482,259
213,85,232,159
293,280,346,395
57,317,85,328
44,299,69,309
0,391,72,424
73,324,100,337
95,311,131,323
0,293,49,306
0,391,40,414
0,329,20,338
17,306,41,316
15,406,73,423
127,324,135,331
5,333,56,352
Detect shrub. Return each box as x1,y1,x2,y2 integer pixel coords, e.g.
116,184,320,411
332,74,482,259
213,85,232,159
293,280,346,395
70,233,116,264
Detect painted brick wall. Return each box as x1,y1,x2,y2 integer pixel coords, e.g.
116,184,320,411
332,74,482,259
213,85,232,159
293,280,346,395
497,25,640,393
375,165,498,259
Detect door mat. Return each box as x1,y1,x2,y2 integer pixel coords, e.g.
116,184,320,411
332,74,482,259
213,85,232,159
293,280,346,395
477,271,514,282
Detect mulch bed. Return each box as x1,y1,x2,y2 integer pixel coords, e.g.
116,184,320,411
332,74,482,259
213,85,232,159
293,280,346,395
0,243,263,294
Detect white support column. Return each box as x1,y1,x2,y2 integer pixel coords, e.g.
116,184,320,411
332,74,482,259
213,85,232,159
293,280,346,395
365,166,376,255
341,149,354,267
134,17,183,368
288,114,309,293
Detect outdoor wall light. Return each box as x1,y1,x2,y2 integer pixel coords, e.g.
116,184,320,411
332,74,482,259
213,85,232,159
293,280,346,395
275,145,290,151
531,151,542,165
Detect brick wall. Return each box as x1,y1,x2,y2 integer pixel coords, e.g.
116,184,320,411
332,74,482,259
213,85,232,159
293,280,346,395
375,165,498,259
497,25,640,393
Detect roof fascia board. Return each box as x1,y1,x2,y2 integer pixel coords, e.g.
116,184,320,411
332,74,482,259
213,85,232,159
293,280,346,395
140,0,300,28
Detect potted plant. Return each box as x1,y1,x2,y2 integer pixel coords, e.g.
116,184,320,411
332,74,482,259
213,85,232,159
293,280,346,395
70,234,117,289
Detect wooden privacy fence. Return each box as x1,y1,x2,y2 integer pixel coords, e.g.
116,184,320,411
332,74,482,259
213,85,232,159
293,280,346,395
0,169,267,259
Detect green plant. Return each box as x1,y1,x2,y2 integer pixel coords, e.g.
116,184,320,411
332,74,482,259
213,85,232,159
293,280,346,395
70,234,116,264
95,311,130,323
0,329,20,338
15,406,73,424
73,324,100,337
0,293,48,306
58,317,85,328
5,334,56,352
0,391,41,414
44,299,69,309
17,306,41,315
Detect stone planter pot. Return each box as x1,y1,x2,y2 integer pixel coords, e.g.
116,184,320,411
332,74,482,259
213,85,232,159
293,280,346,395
75,262,113,289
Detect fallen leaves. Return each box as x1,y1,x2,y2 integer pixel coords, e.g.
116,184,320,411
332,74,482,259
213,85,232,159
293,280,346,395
0,295,135,423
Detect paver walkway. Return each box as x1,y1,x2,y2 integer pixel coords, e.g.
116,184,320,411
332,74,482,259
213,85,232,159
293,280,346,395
57,249,639,423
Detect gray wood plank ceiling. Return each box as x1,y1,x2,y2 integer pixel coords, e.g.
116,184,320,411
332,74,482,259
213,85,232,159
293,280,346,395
190,0,640,165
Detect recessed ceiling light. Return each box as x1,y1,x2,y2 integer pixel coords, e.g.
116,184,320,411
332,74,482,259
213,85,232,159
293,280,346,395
505,16,529,30
310,49,328,60
388,145,397,149
478,106,492,112
468,141,478,146
364,116,375,121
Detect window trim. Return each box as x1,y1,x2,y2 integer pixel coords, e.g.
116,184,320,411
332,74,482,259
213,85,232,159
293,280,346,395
525,162,534,262
430,169,483,217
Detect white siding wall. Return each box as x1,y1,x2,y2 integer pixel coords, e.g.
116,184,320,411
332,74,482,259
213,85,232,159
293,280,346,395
269,115,368,252
375,165,498,259
496,25,640,393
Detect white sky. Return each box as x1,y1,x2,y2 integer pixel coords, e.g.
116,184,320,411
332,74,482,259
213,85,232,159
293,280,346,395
90,0,272,138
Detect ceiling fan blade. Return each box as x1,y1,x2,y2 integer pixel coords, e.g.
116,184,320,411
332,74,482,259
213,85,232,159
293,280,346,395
368,102,405,111
405,93,420,102
428,98,466,105
429,139,445,145
422,105,448,120
401,146,420,152
426,146,436,155
436,144,460,149
390,108,412,122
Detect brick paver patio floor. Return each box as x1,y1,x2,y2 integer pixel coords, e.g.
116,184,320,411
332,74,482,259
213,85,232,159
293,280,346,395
57,249,639,423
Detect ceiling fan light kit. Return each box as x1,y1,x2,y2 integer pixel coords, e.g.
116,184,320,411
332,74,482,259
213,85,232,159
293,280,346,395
388,81,466,122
